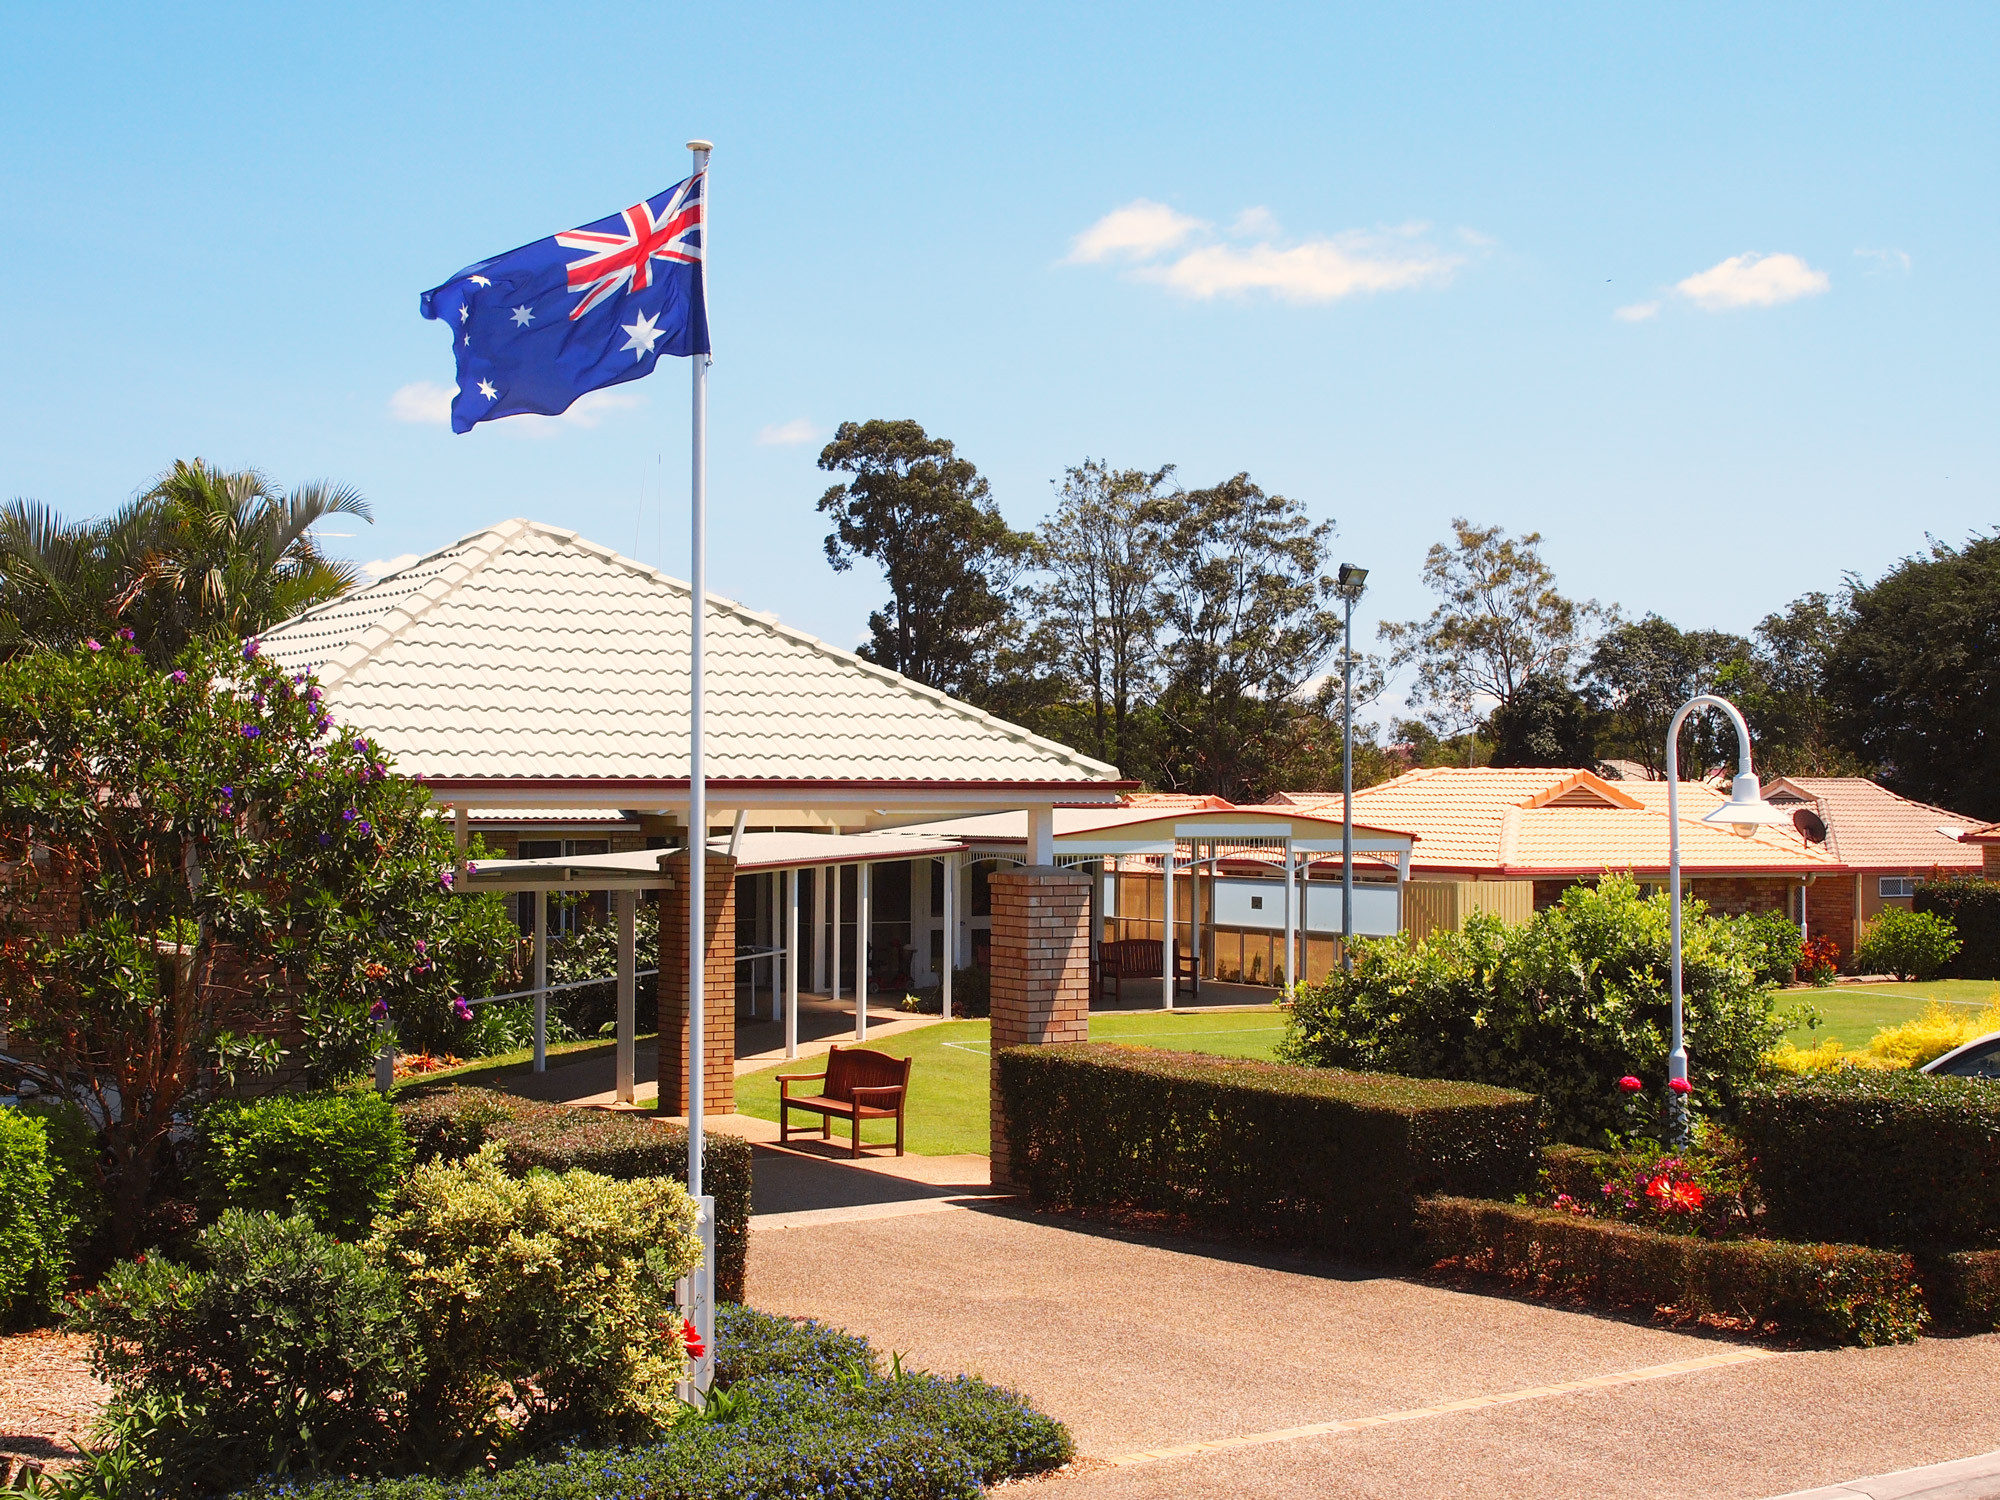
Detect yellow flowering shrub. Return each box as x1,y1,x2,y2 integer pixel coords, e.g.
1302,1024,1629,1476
1864,1000,2000,1069
367,1145,702,1454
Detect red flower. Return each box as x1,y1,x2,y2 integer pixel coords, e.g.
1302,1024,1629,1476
1667,1077,1693,1095
682,1316,706,1360
1617,1076,1643,1093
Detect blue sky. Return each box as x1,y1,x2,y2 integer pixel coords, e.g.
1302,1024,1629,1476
2,3,1993,698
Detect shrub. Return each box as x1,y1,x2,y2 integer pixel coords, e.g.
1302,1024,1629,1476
1798,933,1841,984
1853,907,1962,982
1916,879,2000,979
1537,1136,1753,1240
998,1043,1538,1258
71,1209,419,1496
367,1146,703,1451
394,1086,751,1301
713,1305,872,1387
0,1106,73,1326
900,966,990,1018
1863,998,2000,1069
1923,1246,2000,1331
191,1090,412,1240
19,1095,110,1278
1729,909,1806,987
1282,875,1784,1143
1739,1071,2000,1248
1416,1196,1928,1346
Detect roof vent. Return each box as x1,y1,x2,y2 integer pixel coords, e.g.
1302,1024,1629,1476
1793,809,1828,845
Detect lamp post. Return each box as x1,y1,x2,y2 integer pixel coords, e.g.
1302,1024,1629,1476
1336,563,1368,972
1665,693,1789,1141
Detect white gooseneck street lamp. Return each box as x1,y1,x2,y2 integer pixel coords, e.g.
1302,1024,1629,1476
1336,563,1368,971
1664,694,1790,1140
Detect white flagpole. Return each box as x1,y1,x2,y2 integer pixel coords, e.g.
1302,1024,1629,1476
686,138,712,1200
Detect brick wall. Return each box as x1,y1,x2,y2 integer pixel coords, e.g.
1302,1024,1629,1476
1683,876,1794,919
657,850,737,1117
987,867,1091,1189
1806,874,1859,962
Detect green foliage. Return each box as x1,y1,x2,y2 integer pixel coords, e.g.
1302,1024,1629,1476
1827,532,2000,819
0,641,515,1251
1923,1246,2000,1332
901,965,990,1018
1915,879,2000,979
1739,1071,2000,1248
0,1107,72,1326
1730,908,1807,987
392,1086,751,1303
998,1043,1538,1258
261,1303,1069,1500
1535,1136,1753,1240
191,1091,412,1240
71,1209,419,1497
1852,907,1961,982
16,1095,109,1282
1417,1196,1929,1346
1282,875,1784,1143
1581,614,1752,777
368,1147,702,1452
1487,675,1596,769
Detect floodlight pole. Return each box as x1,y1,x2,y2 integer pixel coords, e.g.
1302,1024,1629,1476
1336,565,1367,972
1664,692,1757,1144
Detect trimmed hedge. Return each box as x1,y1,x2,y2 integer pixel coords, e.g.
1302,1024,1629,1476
1922,1247,2000,1332
1739,1071,2000,1249
1916,879,2000,979
997,1044,1539,1258
394,1087,751,1302
1416,1196,1928,1346
192,1091,412,1241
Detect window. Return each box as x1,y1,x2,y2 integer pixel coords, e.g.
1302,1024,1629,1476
1879,876,1917,899
1250,895,1264,910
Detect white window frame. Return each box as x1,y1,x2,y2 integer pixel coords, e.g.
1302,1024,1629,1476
1878,875,1917,899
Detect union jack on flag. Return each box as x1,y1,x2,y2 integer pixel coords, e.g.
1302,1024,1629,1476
420,174,709,434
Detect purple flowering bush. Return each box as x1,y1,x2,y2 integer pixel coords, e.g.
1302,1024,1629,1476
0,641,515,1251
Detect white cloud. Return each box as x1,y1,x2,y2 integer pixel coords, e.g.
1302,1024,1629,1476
757,418,819,447
389,381,453,425
360,553,419,582
1137,233,1461,303
1614,301,1660,322
1066,200,1207,263
1855,246,1912,273
1230,206,1280,237
1675,252,1830,310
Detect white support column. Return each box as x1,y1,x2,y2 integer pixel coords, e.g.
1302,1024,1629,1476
453,804,469,852
1191,841,1204,999
1161,846,1176,1010
856,860,871,1041
784,866,799,1059
1282,840,1297,997
812,865,827,992
1087,856,1102,1008
615,887,636,1105
1029,804,1056,866
532,888,548,1073
829,864,842,1017
941,856,956,1021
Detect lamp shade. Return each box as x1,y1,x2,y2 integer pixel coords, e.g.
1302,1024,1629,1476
1701,772,1792,839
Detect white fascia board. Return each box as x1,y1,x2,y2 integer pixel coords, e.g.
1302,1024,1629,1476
1292,837,1413,853
432,785,1123,813
1172,821,1295,837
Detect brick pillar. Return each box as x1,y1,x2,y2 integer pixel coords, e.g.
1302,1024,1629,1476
657,850,737,1117
988,865,1092,1188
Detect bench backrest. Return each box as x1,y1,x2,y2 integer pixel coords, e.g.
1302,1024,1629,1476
823,1044,912,1103
1100,939,1166,978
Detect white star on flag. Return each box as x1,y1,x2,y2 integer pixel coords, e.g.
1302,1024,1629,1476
510,306,535,327
620,308,664,359
458,304,470,323
477,379,498,400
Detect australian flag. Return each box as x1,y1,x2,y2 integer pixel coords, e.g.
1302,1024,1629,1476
420,174,708,434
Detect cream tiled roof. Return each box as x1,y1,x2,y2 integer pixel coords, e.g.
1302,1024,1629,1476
1279,767,1838,877
1760,777,1982,871
258,520,1120,789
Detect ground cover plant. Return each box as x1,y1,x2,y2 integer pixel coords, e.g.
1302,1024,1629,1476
1000,1043,1537,1257
0,640,515,1251
1281,875,1785,1143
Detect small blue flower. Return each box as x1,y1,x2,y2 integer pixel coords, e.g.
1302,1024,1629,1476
243,638,261,660
219,786,233,800
239,724,260,739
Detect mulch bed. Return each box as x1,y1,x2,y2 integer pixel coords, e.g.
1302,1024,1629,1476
0,1329,107,1480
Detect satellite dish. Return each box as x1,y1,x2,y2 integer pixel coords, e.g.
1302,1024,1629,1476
1793,809,1828,845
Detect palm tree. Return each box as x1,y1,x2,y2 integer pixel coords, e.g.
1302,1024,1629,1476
0,461,370,660
124,460,371,658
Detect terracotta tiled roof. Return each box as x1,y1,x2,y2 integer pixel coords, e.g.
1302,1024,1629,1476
1759,777,1982,870
258,519,1121,788
1279,767,1838,877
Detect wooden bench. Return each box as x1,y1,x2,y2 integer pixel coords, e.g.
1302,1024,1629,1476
777,1044,912,1158
1096,939,1195,1005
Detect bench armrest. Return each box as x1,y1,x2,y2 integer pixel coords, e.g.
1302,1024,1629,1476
849,1085,906,1104
777,1071,827,1098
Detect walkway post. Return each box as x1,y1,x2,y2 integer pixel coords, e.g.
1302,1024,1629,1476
615,888,636,1104
829,865,842,1018
1336,563,1367,973
1160,844,1175,1010
940,855,955,1021
783,866,798,1059
813,865,827,992
1282,839,1296,997
856,860,871,1041
531,888,547,1073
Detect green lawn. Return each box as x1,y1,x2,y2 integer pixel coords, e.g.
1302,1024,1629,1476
1781,981,2000,1049
731,1006,1287,1156
387,1033,653,1096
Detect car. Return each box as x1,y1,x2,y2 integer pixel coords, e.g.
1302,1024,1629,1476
1921,1031,2000,1080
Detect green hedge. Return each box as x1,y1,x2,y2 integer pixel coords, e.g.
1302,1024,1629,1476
1915,880,2000,979
394,1087,750,1301
1738,1071,2000,1249
1922,1247,2000,1332
0,1106,71,1326
192,1091,412,1241
997,1044,1539,1258
1416,1197,1928,1346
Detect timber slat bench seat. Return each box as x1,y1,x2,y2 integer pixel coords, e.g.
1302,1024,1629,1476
777,1044,912,1157
1096,939,1195,1005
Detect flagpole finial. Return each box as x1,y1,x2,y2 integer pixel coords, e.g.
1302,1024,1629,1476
687,138,713,153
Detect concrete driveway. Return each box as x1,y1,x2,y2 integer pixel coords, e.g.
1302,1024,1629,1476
747,1195,2000,1500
